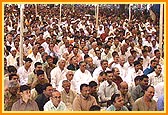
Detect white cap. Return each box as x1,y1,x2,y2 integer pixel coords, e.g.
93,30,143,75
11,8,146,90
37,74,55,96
10,47,16,52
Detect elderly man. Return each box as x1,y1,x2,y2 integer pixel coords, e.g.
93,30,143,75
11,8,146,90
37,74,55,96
44,90,67,111
4,81,20,111
51,58,68,89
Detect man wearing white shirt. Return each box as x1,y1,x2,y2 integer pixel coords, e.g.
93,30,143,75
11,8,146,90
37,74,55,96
93,60,110,83
73,61,93,94
6,47,18,66
17,58,33,85
57,70,75,92
141,49,150,70
50,58,68,89
125,60,143,89
44,90,67,111
92,50,102,67
98,70,118,104
148,64,164,86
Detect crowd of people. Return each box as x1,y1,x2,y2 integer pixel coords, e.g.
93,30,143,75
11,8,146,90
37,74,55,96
4,4,164,111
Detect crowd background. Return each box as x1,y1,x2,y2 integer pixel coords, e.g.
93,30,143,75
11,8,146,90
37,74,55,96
3,4,164,111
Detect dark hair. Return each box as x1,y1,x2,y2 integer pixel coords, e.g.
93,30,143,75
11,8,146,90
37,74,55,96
79,61,86,66
89,81,97,88
134,75,142,82
144,85,154,91
20,85,31,92
24,57,33,62
46,55,53,60
42,83,52,90
34,62,42,68
150,59,157,64
7,65,17,73
134,60,140,66
36,70,44,76
89,105,101,111
9,73,18,80
99,71,107,76
111,93,121,104
140,75,149,81
100,60,108,65
154,49,160,54
80,83,89,91
84,54,90,60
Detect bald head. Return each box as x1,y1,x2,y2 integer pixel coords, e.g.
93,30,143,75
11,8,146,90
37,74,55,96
119,81,128,94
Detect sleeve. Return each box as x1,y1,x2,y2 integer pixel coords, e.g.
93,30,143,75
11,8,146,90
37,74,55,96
157,96,163,111
132,101,139,111
50,69,56,88
72,96,82,111
11,102,17,111
131,88,138,101
43,103,49,111
98,83,110,102
34,101,40,111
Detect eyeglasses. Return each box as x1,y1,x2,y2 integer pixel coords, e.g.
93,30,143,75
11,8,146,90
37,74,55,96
52,96,61,99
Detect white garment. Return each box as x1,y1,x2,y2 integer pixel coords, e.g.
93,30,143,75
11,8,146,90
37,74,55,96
92,66,110,83
44,100,67,111
73,69,93,94
98,81,119,102
50,66,68,89
17,66,32,85
6,54,18,66
148,71,164,86
92,56,101,67
141,56,150,70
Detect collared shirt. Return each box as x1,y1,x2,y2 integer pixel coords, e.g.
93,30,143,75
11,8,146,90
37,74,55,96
132,97,157,111
44,100,67,111
93,66,110,83
61,90,77,111
73,69,93,94
148,72,164,86
119,91,134,110
106,104,128,111
50,66,68,89
72,94,97,111
4,91,20,111
143,66,154,75
101,51,112,62
131,85,145,101
125,68,143,86
98,81,119,102
17,66,32,85
92,56,101,67
11,99,39,111
27,52,42,63
141,56,150,70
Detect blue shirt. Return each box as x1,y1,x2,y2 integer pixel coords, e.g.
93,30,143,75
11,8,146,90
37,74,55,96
106,104,128,111
157,95,164,111
143,66,154,75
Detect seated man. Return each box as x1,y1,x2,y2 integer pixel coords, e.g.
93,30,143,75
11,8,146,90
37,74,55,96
44,90,67,111
11,85,39,111
106,93,128,111
72,84,98,111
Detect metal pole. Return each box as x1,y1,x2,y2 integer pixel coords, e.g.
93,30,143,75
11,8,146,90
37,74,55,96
35,4,37,17
96,4,99,31
159,4,163,57
129,4,132,21
19,4,24,67
59,4,62,25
